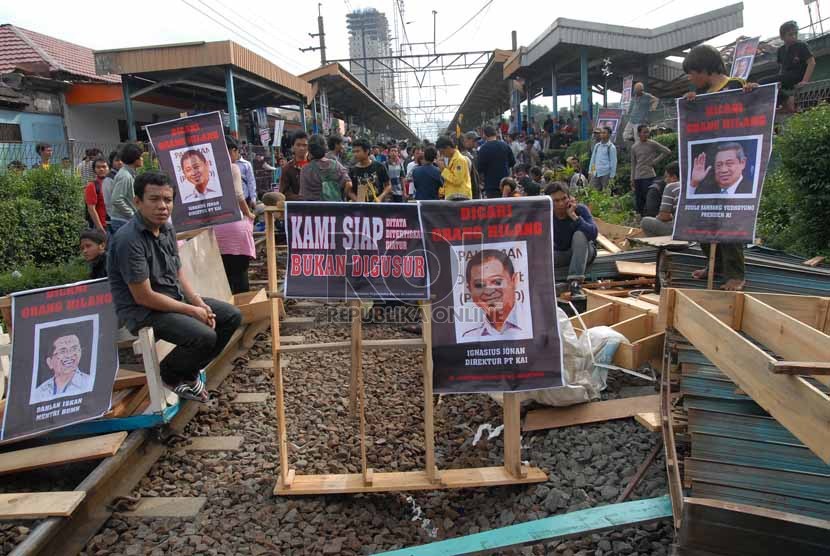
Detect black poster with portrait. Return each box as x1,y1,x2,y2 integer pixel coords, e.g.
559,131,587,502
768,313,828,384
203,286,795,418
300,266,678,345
1,279,119,443
146,112,241,233
283,202,429,300
673,84,777,243
420,198,563,393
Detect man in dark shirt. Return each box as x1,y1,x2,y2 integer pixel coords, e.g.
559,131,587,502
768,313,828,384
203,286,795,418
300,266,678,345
476,126,515,198
545,182,598,301
774,20,815,113
279,131,309,201
412,146,444,200
108,171,241,402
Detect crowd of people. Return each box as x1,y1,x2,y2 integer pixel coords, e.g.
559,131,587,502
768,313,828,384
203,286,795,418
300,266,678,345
20,20,812,402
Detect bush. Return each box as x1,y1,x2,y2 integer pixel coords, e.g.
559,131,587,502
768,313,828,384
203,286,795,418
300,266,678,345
575,187,638,226
757,169,801,252
564,140,590,161
0,260,89,298
769,104,830,256
652,132,678,177
0,167,85,270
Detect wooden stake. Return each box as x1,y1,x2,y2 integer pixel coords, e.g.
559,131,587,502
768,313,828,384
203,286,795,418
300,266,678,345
266,210,290,486
707,243,718,290
421,301,438,483
351,300,370,486
503,393,525,478
349,303,360,416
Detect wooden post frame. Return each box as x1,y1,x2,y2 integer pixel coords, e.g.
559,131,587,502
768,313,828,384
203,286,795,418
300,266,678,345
666,288,830,464
268,208,547,495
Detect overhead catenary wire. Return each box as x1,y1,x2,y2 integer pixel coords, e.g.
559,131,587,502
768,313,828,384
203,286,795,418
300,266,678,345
178,0,307,74
437,0,495,46
202,0,310,49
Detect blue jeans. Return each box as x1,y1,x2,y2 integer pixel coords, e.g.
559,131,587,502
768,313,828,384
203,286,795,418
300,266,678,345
554,231,597,282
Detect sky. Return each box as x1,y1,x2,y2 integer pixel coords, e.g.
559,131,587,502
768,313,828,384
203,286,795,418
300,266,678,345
1,0,823,137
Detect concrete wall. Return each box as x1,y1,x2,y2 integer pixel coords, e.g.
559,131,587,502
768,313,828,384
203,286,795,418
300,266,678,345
64,101,182,145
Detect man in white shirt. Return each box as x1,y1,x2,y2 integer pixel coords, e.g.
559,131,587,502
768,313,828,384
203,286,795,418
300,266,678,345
458,250,531,342
31,334,93,403
179,149,222,203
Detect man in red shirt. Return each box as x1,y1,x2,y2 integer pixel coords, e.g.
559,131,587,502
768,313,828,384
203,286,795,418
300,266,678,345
84,157,109,232
279,132,309,201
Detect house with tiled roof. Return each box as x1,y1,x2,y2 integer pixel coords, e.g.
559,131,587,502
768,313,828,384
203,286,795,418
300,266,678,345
0,23,183,164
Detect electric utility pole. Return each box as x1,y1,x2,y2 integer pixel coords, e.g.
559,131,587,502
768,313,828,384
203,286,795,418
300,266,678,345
299,3,327,66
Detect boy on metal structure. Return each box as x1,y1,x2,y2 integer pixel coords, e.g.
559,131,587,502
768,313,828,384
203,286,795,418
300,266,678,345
682,44,759,291
766,21,815,114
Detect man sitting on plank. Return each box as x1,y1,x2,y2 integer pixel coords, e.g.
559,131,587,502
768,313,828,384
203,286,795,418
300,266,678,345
108,171,242,402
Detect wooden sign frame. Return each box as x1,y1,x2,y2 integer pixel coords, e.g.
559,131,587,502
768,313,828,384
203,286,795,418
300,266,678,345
263,207,547,495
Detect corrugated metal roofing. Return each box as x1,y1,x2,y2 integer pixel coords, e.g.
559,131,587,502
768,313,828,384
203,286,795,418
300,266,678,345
518,2,744,71
0,23,120,83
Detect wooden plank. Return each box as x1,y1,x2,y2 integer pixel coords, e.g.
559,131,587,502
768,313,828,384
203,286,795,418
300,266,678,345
236,288,269,324
421,302,437,484
746,293,830,333
615,261,656,278
639,293,661,306
0,432,127,475
804,256,826,267
629,235,689,249
594,218,643,242
635,412,661,432
673,291,830,463
625,331,665,370
596,233,622,254
741,295,830,390
584,277,655,290
0,492,86,519
610,314,652,343
177,229,233,303
374,496,672,556
569,303,616,331
502,393,525,479
275,465,547,495
769,361,830,376
114,369,146,391
586,290,658,316
523,395,660,432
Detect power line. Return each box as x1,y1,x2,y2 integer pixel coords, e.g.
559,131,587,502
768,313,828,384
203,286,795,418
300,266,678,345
437,0,495,45
624,0,679,25
203,0,309,47
179,0,306,73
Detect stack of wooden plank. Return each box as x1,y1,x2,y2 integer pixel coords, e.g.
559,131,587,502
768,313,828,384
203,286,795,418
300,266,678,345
660,289,830,554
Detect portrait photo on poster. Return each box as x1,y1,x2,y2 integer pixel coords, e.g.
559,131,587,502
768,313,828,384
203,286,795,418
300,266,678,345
731,56,753,80
686,135,762,199
735,41,757,59
171,143,223,204
597,120,619,135
450,241,533,344
29,315,98,405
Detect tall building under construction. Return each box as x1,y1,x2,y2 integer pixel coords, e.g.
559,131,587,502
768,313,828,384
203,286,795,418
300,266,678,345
346,8,396,106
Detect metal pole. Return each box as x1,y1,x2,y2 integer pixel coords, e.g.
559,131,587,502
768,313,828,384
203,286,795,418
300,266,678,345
122,75,137,142
317,4,327,65
551,65,557,118
526,79,532,134
361,22,369,86
224,66,239,138
300,104,308,132
312,97,319,134
580,47,590,141
433,10,438,54
511,30,517,51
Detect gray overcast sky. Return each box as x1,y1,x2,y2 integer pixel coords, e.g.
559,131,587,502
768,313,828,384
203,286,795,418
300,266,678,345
0,0,819,136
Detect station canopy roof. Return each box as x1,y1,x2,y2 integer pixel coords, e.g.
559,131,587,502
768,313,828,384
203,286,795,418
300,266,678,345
448,49,514,132
301,63,418,142
93,40,312,110
503,3,743,99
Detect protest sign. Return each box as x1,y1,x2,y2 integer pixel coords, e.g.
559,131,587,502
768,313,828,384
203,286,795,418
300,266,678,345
146,112,241,233
595,108,624,141
1,280,119,443
673,84,777,243
730,37,760,80
621,75,634,110
283,202,428,300
420,198,563,393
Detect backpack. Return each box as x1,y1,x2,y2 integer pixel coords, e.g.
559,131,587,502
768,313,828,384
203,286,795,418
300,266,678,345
313,159,343,201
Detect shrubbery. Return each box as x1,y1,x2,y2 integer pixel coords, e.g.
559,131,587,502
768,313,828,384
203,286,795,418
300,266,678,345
0,167,87,299
761,104,830,257
0,167,85,270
